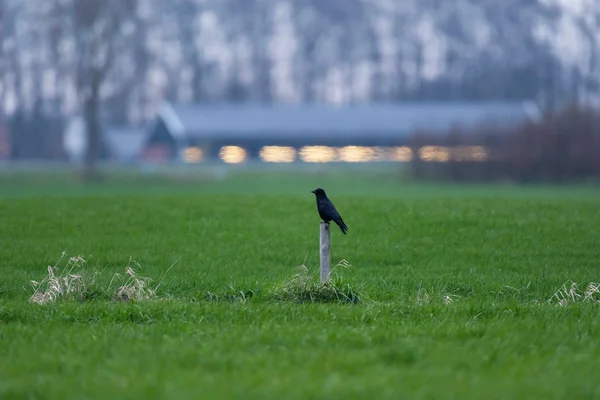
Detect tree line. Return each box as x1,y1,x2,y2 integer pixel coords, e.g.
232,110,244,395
0,0,598,177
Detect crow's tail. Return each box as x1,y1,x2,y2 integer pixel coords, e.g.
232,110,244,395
334,218,348,235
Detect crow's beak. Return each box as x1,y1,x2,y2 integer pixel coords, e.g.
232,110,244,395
310,190,315,194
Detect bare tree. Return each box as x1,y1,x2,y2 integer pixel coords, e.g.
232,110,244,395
575,7,600,104
0,0,12,109
3,0,599,151
169,0,206,102
47,0,138,180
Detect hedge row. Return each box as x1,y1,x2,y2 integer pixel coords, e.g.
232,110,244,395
409,104,600,183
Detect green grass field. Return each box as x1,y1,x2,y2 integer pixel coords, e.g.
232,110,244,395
1,168,600,399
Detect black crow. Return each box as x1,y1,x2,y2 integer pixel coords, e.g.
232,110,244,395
311,188,348,234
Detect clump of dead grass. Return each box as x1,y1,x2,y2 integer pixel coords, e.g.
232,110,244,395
271,259,363,304
29,253,162,305
30,253,97,304
548,280,600,306
111,260,158,302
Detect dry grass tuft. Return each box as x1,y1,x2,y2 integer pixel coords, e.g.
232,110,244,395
415,282,430,305
548,280,600,306
443,294,458,306
30,253,162,305
111,259,157,302
30,253,96,305
271,259,362,304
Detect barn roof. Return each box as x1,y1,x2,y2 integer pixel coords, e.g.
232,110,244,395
158,101,540,141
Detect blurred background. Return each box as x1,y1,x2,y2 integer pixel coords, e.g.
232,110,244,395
0,0,599,183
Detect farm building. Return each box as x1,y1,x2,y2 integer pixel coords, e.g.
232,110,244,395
142,101,541,164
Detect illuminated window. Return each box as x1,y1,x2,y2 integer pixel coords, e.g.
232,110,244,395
419,146,450,162
259,146,296,163
219,146,247,164
181,146,203,163
299,146,337,163
339,146,377,162
393,146,413,162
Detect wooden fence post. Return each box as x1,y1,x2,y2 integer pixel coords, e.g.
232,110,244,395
320,222,331,284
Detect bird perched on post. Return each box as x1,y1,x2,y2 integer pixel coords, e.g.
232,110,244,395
311,188,348,234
